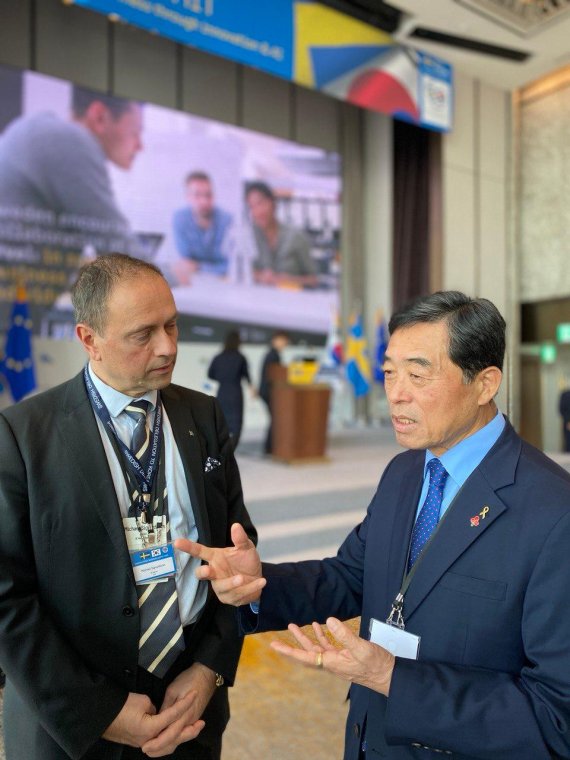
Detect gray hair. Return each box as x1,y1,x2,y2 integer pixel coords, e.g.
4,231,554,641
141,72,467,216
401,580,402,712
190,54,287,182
388,291,506,383
71,254,165,334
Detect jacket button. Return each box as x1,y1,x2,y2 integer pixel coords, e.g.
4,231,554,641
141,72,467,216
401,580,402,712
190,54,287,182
352,723,360,738
122,605,134,617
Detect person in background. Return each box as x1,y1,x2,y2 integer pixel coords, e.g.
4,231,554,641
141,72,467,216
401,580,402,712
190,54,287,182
245,181,317,289
258,330,290,455
207,330,253,451
178,291,570,760
0,253,256,760
172,172,233,284
0,85,143,236
559,388,570,452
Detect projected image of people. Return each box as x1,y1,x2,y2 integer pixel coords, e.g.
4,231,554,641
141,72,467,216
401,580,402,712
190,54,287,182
244,181,317,289
171,171,233,283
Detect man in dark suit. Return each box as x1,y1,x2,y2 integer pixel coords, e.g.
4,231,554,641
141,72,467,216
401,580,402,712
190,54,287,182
0,254,255,759
258,330,289,455
178,291,570,759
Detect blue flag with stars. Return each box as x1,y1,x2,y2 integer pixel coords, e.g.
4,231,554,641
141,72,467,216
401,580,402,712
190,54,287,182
4,285,36,402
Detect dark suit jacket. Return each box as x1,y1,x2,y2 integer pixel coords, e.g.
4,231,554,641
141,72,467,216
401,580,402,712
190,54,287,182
0,372,255,760
243,420,570,759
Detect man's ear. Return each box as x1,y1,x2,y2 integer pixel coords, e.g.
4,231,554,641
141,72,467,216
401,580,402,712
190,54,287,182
477,366,502,405
76,323,101,361
81,101,111,136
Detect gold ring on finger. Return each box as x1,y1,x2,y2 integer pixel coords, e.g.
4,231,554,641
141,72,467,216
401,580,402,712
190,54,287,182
315,651,323,669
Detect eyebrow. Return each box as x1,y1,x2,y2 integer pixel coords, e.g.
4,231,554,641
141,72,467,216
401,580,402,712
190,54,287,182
127,313,178,336
383,354,432,368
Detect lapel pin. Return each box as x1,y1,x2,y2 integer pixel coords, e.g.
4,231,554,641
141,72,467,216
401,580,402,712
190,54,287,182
470,506,490,527
188,430,195,436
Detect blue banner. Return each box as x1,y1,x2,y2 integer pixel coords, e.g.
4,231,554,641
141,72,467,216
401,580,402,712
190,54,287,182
71,0,453,131
73,0,294,78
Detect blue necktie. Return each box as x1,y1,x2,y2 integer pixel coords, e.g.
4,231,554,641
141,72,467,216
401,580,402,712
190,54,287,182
408,458,449,570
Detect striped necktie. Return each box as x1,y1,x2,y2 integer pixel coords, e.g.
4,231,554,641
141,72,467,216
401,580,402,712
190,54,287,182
408,458,449,570
124,399,151,468
123,402,186,677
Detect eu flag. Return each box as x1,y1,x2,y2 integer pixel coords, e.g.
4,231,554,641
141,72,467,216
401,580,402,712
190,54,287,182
345,311,371,397
3,284,36,402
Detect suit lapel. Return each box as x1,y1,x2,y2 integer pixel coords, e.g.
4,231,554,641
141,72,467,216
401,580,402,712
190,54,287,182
403,420,520,622
384,453,424,606
161,387,211,546
56,372,134,581
403,472,507,620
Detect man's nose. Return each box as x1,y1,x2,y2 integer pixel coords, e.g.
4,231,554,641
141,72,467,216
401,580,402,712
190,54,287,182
155,329,176,356
385,375,410,403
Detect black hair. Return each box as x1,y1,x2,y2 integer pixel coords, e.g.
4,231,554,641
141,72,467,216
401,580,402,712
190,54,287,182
388,290,506,382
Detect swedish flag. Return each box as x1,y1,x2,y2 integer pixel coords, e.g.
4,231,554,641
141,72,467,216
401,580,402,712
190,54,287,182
345,312,371,397
3,284,36,402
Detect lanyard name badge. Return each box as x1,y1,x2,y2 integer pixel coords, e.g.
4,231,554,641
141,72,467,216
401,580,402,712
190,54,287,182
368,523,436,661
84,366,176,584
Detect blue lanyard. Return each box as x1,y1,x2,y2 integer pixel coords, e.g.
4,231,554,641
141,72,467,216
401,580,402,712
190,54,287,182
83,365,163,497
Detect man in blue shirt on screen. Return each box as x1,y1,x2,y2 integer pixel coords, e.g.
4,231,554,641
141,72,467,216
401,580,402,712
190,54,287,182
171,172,233,283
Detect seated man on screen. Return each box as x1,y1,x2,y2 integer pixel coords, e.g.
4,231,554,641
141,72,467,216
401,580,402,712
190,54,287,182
171,172,233,283
245,181,318,289
0,85,142,242
176,290,570,760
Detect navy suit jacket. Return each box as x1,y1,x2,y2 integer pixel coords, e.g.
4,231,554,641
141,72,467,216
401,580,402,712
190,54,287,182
245,420,570,759
0,372,255,760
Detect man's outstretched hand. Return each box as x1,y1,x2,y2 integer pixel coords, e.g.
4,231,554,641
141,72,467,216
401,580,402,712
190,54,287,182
175,523,266,606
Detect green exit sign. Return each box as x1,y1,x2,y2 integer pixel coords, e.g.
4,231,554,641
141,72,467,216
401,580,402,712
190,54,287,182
540,342,557,364
557,323,570,343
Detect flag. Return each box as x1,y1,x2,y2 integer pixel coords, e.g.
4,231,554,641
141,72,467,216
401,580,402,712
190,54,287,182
3,284,36,402
322,308,344,369
373,310,389,383
345,311,371,397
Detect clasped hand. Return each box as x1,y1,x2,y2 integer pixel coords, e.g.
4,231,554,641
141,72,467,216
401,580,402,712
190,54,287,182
175,523,266,606
103,664,216,756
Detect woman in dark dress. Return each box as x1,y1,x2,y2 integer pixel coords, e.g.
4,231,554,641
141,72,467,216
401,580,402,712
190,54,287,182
208,330,252,450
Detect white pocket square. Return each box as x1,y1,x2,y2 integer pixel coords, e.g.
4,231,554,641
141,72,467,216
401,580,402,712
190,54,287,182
204,456,221,473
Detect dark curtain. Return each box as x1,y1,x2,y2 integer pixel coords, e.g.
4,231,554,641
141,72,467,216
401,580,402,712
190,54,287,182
0,64,23,134
392,120,441,312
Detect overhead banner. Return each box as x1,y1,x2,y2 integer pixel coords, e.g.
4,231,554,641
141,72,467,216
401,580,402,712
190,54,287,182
68,0,453,132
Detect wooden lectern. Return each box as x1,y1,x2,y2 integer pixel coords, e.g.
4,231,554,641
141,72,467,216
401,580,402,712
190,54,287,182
268,365,331,463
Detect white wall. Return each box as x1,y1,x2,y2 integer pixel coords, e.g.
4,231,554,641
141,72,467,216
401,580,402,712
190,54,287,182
441,71,514,419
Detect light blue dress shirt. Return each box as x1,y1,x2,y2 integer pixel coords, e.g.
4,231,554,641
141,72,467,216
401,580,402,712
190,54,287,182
88,364,207,626
415,411,506,522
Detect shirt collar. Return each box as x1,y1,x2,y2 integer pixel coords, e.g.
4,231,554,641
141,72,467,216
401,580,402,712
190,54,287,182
424,411,505,488
88,364,157,419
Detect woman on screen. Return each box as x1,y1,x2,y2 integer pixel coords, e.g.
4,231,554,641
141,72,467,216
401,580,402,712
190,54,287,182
245,181,318,289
